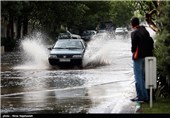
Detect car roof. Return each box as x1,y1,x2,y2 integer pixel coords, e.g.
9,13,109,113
57,39,84,42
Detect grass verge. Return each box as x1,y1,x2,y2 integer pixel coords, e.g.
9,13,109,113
140,98,170,113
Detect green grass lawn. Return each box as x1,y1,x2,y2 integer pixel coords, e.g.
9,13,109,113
140,98,170,113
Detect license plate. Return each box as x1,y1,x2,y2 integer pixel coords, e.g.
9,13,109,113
59,58,70,62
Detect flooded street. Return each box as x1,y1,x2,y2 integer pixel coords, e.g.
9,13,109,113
1,33,137,114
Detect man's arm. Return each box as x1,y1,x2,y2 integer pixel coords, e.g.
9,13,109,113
131,31,138,53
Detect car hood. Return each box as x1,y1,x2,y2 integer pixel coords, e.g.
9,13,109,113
50,48,85,55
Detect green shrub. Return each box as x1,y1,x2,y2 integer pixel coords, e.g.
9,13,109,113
154,1,170,97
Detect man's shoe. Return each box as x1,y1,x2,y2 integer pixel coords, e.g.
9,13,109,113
130,97,144,102
130,96,138,101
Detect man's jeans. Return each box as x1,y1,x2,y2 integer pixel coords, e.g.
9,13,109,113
133,58,148,100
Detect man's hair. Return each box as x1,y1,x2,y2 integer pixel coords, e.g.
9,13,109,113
130,17,139,27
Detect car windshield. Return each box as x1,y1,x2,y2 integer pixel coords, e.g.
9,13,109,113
54,40,83,49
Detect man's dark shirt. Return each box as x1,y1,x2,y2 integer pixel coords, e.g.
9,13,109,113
131,26,154,60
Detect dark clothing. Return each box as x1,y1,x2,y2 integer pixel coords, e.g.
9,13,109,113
131,26,154,60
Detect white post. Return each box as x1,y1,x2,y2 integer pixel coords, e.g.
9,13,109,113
150,86,153,108
149,59,153,108
145,57,157,108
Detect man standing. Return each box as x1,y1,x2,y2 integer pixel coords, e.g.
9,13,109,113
130,17,154,102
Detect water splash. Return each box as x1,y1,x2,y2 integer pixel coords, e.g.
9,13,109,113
83,33,113,68
14,32,50,70
13,31,123,70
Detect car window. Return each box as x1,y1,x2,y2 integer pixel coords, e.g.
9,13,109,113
54,41,66,48
54,40,83,49
67,41,83,49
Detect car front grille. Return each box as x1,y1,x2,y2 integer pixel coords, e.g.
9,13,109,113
57,54,73,58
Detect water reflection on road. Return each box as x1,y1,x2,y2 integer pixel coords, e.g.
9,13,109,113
1,34,136,114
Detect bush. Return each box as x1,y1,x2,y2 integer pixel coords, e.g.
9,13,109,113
154,1,170,97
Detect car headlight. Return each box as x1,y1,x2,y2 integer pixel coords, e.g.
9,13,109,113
72,55,82,58
49,55,57,58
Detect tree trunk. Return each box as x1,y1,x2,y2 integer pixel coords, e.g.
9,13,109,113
17,16,22,39
7,22,11,39
23,16,28,36
11,16,14,39
8,14,14,39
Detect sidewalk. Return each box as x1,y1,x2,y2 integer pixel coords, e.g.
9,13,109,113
116,81,140,114
119,101,137,113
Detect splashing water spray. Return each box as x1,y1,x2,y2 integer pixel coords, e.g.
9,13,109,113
14,32,50,70
83,33,113,68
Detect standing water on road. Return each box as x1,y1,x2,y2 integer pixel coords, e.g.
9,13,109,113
1,31,137,114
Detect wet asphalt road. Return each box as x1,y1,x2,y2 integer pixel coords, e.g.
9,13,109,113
1,34,136,114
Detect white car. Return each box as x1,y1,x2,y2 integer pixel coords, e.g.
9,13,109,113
115,27,128,35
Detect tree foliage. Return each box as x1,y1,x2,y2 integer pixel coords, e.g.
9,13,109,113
155,1,170,89
110,1,135,27
1,1,135,39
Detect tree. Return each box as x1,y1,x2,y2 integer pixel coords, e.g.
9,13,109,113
78,1,113,33
77,1,135,33
1,1,24,51
154,1,170,97
110,1,135,27
1,1,136,42
1,1,21,39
